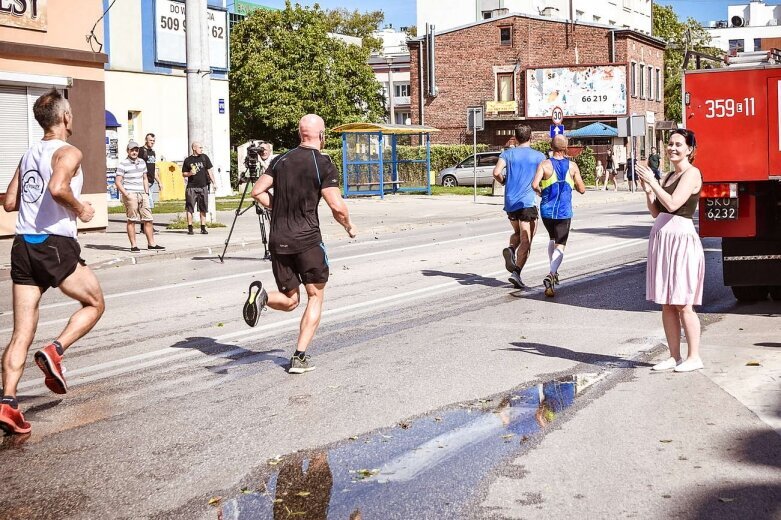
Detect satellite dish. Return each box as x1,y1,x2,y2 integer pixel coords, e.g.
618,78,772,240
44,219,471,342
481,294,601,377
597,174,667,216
731,15,744,27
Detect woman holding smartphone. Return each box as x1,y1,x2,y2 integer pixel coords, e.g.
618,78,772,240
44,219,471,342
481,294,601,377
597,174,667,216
636,129,705,372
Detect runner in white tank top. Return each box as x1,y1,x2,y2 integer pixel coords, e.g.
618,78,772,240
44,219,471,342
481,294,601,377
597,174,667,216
0,89,105,435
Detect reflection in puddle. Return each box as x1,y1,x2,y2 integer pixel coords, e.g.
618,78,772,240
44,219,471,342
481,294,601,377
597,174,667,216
219,373,607,519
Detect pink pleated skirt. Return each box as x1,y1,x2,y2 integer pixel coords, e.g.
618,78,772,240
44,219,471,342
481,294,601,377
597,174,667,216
646,213,705,306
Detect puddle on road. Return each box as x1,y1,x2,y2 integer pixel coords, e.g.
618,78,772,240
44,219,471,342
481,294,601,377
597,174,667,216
216,372,609,519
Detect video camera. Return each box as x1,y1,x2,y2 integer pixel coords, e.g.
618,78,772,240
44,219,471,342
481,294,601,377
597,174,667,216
243,141,262,182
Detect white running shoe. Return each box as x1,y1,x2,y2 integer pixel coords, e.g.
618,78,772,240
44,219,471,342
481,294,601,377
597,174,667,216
674,358,704,372
508,271,524,289
651,357,681,371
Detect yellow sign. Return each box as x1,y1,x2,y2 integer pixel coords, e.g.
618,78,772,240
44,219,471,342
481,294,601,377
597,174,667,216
0,0,47,32
486,101,517,114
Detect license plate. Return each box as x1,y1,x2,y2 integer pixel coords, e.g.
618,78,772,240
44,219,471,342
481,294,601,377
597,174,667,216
703,197,739,220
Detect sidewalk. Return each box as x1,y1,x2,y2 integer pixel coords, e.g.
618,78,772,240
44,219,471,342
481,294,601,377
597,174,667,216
0,189,644,276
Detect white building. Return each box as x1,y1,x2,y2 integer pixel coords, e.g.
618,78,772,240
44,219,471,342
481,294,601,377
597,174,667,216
706,0,781,53
417,0,653,36
371,28,412,125
103,0,232,198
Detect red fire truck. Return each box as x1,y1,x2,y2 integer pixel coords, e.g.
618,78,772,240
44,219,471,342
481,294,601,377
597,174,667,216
684,53,781,302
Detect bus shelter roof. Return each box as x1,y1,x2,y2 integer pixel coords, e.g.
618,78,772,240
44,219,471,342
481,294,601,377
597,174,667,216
331,122,440,135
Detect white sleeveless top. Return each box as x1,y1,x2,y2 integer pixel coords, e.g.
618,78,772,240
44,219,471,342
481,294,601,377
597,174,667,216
15,139,84,239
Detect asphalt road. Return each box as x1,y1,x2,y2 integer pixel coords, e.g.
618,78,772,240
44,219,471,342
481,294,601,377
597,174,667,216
0,201,778,520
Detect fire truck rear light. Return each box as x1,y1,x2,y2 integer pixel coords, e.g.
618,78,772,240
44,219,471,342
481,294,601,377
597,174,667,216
701,183,737,198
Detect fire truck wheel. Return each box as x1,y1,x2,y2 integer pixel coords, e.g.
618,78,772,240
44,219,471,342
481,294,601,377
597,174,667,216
769,286,781,302
731,286,769,302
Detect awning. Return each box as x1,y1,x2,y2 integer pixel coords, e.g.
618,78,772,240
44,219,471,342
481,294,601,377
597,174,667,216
332,122,439,135
105,110,122,128
566,122,617,138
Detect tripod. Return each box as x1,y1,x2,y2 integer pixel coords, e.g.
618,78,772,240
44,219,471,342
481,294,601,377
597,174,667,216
219,171,271,262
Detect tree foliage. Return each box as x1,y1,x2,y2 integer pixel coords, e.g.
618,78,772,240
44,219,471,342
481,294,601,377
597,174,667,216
229,1,386,149
652,4,723,123
323,8,384,53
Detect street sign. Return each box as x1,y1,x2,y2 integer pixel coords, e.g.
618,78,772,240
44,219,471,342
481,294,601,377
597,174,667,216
467,106,484,132
617,115,645,137
218,98,225,115
551,106,564,125
549,124,565,138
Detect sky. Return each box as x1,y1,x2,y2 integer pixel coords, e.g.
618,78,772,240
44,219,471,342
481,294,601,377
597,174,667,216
241,1,755,29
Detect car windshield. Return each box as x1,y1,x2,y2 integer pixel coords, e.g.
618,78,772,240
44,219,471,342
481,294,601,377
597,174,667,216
459,156,475,168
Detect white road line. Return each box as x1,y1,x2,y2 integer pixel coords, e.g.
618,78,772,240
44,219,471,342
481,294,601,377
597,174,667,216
16,238,646,392
0,230,509,317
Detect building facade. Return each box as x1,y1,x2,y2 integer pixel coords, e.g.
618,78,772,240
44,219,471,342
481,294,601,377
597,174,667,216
417,0,653,36
371,29,412,125
103,0,232,198
707,1,781,53
408,14,665,158
0,0,108,236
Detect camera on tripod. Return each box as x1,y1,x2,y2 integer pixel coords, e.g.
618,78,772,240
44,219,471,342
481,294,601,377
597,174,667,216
242,140,268,183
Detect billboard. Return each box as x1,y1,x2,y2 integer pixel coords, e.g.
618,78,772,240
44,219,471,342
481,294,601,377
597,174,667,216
155,0,228,70
0,0,47,31
525,65,627,118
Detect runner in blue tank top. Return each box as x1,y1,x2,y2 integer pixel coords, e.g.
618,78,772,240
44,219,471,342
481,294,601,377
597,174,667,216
492,125,546,290
532,135,586,297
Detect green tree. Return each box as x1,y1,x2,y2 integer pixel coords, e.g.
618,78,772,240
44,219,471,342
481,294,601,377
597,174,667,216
230,1,386,150
653,4,723,123
323,8,384,52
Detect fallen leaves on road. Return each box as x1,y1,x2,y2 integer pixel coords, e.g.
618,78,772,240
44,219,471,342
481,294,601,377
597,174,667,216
267,456,283,466
295,491,311,497
746,361,762,366
352,468,379,480
217,322,224,327
208,497,222,506
399,421,412,429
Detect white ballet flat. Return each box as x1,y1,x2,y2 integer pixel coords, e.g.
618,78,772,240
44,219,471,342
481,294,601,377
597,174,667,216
674,358,704,372
651,357,681,371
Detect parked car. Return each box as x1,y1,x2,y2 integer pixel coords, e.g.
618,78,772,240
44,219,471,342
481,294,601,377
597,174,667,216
437,152,503,187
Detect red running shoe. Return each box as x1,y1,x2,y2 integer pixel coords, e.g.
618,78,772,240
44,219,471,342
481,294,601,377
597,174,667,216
0,404,31,434
35,343,68,394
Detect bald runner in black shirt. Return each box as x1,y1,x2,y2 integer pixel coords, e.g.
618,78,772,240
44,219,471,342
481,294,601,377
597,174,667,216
251,114,356,374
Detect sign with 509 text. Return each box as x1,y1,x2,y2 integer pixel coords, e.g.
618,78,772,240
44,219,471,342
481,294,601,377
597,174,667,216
155,0,228,70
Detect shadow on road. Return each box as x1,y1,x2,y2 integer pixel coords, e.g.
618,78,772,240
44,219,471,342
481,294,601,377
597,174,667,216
84,244,133,252
170,336,286,373
575,224,650,240
501,341,653,368
421,269,507,288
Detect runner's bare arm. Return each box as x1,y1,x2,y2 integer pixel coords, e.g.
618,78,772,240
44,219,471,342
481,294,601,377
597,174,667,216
531,160,547,194
492,158,507,184
571,163,586,194
251,174,274,208
49,146,93,222
2,161,21,212
322,186,356,238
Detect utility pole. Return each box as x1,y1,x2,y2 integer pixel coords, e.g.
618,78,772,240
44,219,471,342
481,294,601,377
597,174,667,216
185,0,213,157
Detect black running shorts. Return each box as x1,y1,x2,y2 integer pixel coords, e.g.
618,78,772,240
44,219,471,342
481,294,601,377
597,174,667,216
271,243,330,293
507,206,539,222
542,218,572,246
185,186,209,214
11,235,86,290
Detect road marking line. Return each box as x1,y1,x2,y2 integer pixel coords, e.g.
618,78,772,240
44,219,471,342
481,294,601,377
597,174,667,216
16,238,646,392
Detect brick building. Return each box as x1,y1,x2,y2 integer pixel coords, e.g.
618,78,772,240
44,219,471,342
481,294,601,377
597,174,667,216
408,14,667,159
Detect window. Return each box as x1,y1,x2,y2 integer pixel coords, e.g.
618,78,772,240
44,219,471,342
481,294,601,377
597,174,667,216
754,38,762,51
394,83,410,98
647,66,653,99
497,73,514,101
655,68,661,101
729,39,745,53
499,27,512,46
630,62,637,97
460,156,475,168
623,0,631,10
639,64,645,99
482,11,493,19
576,10,584,20
478,154,500,167
394,111,411,125
658,71,663,102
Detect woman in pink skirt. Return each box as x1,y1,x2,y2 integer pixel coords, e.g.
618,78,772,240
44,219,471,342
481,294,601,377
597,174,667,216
636,129,705,373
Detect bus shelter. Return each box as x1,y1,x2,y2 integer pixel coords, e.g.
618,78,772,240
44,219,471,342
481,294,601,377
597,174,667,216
332,123,439,198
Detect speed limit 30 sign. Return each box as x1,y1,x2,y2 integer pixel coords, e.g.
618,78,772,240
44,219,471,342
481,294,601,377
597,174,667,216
551,106,564,125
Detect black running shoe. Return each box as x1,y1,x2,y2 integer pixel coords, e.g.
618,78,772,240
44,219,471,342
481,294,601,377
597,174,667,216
243,281,268,327
502,247,516,273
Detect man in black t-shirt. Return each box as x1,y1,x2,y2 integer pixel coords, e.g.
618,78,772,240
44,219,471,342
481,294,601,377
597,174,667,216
250,114,356,374
182,142,216,235
137,133,162,209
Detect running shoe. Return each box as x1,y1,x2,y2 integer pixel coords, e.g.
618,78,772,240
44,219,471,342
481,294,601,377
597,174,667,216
0,404,31,435
34,343,67,394
502,247,517,273
508,271,525,289
289,354,316,374
543,274,555,297
553,273,559,285
243,281,268,327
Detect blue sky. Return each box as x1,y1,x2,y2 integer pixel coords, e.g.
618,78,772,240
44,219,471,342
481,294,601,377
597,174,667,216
243,1,745,29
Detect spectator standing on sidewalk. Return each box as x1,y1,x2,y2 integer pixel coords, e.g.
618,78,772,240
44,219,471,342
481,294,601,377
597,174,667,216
637,129,705,373
492,124,546,289
137,133,162,209
532,134,586,297
249,114,357,374
182,142,216,235
0,89,105,434
603,148,618,191
116,141,164,252
648,147,661,181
